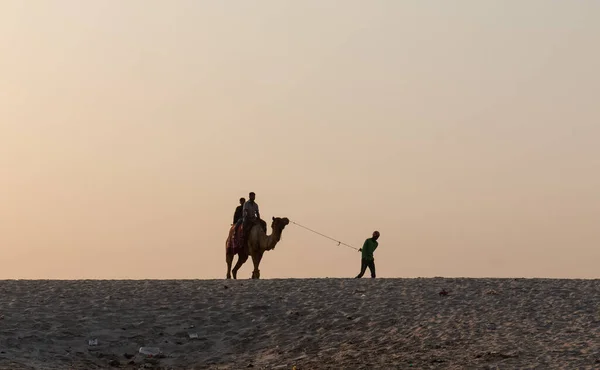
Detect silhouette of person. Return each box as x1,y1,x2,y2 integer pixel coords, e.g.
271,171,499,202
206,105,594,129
233,197,245,225
355,231,380,278
241,192,260,248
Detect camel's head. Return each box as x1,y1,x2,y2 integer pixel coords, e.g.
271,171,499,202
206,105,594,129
271,217,290,231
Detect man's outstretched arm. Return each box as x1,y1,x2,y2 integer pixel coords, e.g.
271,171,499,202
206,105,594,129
359,239,368,252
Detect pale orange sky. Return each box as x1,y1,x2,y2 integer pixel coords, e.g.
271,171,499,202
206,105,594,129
1,1,599,279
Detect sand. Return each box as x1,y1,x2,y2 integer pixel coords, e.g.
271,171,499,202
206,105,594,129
0,278,598,369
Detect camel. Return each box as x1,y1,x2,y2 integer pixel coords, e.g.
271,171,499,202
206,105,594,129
226,216,289,279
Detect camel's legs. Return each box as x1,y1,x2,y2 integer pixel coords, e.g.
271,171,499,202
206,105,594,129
225,226,236,279
232,253,249,280
251,251,264,279
226,252,234,279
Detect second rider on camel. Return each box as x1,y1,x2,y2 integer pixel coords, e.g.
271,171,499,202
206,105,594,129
233,197,245,225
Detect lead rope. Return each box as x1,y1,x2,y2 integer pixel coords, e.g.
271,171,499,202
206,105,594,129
290,220,360,251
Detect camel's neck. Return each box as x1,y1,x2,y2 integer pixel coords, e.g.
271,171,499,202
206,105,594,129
264,226,283,251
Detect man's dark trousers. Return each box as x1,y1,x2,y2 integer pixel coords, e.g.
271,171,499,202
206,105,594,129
355,258,376,278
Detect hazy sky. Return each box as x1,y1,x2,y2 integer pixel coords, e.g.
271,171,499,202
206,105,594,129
1,1,598,279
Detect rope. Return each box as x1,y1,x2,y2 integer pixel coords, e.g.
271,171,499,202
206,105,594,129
290,220,360,251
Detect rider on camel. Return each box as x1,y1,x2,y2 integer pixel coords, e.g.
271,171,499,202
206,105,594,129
240,192,261,248
233,197,245,225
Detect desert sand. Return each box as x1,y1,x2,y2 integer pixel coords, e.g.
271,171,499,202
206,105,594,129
0,278,598,369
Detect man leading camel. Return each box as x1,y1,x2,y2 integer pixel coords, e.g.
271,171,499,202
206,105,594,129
355,231,380,278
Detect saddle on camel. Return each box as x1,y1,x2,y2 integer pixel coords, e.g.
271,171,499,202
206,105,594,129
227,218,267,255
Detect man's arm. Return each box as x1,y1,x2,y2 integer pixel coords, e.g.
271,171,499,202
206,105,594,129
359,239,368,252
256,204,260,219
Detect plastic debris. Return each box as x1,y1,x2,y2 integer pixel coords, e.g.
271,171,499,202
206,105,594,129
139,347,161,357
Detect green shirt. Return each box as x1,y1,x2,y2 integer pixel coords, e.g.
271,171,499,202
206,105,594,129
361,238,379,260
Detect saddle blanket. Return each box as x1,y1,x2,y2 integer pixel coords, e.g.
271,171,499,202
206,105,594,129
227,223,245,254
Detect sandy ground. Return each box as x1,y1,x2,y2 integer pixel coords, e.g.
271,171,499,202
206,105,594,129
0,278,599,369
